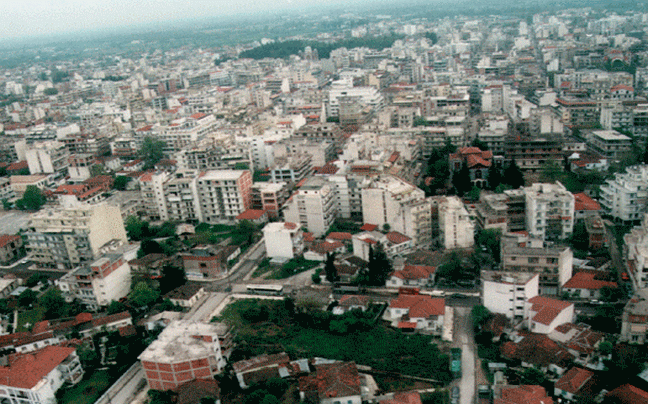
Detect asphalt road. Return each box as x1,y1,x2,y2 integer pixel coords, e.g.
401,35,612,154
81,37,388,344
210,241,266,291
454,307,476,404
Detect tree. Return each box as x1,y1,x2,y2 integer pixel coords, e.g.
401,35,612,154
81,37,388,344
77,346,99,368
467,186,481,202
39,288,69,319
1,199,10,210
160,264,187,295
324,253,339,283
113,175,132,191
643,141,648,164
453,161,472,197
570,220,590,251
471,138,489,151
106,300,127,315
382,223,391,232
129,282,160,307
16,186,45,211
520,367,546,385
140,137,166,169
599,341,613,356
366,245,392,286
540,161,563,182
503,160,524,189
125,216,150,241
90,164,105,177
487,164,502,190
18,289,38,307
472,305,491,331
476,229,502,263
43,88,58,96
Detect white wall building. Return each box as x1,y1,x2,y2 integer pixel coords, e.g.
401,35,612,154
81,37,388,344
283,177,336,237
525,182,575,241
262,222,304,260
526,296,574,334
600,164,648,222
482,271,539,319
435,196,475,250
25,141,69,176
196,170,252,224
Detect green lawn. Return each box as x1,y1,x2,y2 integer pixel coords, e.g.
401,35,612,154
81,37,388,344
267,257,320,279
16,306,46,332
58,370,113,404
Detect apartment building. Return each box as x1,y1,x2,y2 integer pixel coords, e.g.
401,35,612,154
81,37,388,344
262,222,304,260
433,196,475,250
139,321,232,391
475,189,526,233
505,136,564,172
177,139,251,171
501,234,573,295
0,177,15,202
159,113,218,153
196,170,252,224
600,164,648,222
0,346,83,404
269,153,313,184
624,214,648,288
250,182,289,219
163,170,201,223
25,203,128,270
283,177,336,237
138,171,170,221
585,129,632,160
362,175,432,247
0,234,23,265
293,123,344,148
482,271,539,320
55,254,131,311
525,182,575,241
25,141,69,177
620,288,648,344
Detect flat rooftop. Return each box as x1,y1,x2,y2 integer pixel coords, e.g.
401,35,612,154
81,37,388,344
482,270,537,285
592,130,631,141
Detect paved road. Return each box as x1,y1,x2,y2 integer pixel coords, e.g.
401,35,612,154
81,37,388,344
95,362,146,404
210,241,266,291
454,307,476,404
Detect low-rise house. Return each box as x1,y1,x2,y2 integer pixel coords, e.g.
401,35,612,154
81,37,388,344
383,231,414,257
326,232,353,245
387,291,445,334
526,296,574,334
562,272,617,299
235,209,268,226
0,277,19,299
620,288,648,344
0,346,84,404
605,384,648,404
378,391,423,404
182,245,240,280
573,193,601,220
352,231,382,262
233,352,291,389
548,323,603,364
0,235,23,265
333,295,370,315
164,284,206,308
299,361,362,404
495,385,553,404
554,367,596,401
500,333,575,375
304,241,346,261
176,379,221,404
387,265,436,288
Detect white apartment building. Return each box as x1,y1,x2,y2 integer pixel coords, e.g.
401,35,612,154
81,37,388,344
196,170,252,224
328,80,385,117
56,254,131,311
600,164,648,222
624,214,648,288
361,175,432,247
159,113,218,153
0,346,83,404
283,177,336,237
250,137,277,170
138,171,170,221
25,203,128,270
269,153,313,184
482,271,539,319
525,182,575,241
435,196,475,250
163,170,201,223
25,141,69,177
262,221,304,260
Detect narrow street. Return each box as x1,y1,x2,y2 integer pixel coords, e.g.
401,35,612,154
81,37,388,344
453,307,488,404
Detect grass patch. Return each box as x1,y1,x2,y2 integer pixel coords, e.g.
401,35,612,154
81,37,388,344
251,258,273,278
57,369,113,404
219,299,452,384
268,257,320,279
16,306,46,332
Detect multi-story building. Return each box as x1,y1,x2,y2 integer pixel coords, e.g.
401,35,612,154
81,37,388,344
556,98,598,129
177,139,251,172
293,123,344,148
600,165,648,222
328,81,384,118
25,203,128,270
501,234,573,295
196,170,252,224
138,171,170,221
250,182,289,219
139,320,232,391
620,288,648,344
163,170,201,223
0,234,23,264
362,175,432,247
585,129,632,160
482,271,539,320
0,346,83,404
25,141,69,177
525,182,575,241
158,113,218,153
433,196,475,250
505,136,563,172
474,189,526,233
624,214,648,288
263,222,304,260
0,177,15,202
269,154,313,184
182,245,240,280
283,177,336,237
55,254,131,311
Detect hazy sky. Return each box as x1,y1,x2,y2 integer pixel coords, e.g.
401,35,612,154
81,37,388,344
1,0,331,39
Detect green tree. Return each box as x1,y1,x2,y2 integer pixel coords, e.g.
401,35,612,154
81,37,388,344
129,282,160,307
113,175,132,190
487,164,502,190
382,223,391,232
503,160,524,189
324,253,339,283
453,161,472,197
38,288,69,319
467,186,481,202
643,141,648,164
520,367,546,385
77,346,99,368
138,239,163,257
437,252,463,283
471,138,488,150
18,289,38,307
106,300,127,315
43,88,58,96
540,161,563,182
1,199,10,210
472,305,491,331
476,229,502,263
599,341,613,356
160,264,187,295
125,216,149,241
570,220,590,251
140,137,166,169
16,185,45,211
90,164,105,177
365,245,393,286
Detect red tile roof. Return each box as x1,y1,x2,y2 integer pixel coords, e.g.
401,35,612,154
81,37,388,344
0,235,20,249
308,362,361,399
606,384,648,404
398,321,417,329
573,193,601,211
390,295,445,318
385,231,411,245
555,367,594,395
338,295,369,308
563,272,617,290
236,209,266,220
360,224,378,231
0,346,76,389
501,333,574,368
326,232,353,241
303,232,315,242
391,265,436,280
380,391,422,404
190,113,207,119
313,163,339,175
284,222,298,230
611,84,634,92
232,352,290,373
7,160,27,171
496,385,552,404
528,296,572,326
309,241,344,254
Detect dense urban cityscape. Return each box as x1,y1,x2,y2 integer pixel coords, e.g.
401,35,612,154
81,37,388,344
1,1,648,404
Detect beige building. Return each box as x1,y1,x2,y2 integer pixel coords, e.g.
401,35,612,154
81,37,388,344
196,170,252,224
25,140,69,177
10,175,49,197
434,196,474,250
283,177,336,237
620,288,648,344
25,203,127,269
525,182,575,242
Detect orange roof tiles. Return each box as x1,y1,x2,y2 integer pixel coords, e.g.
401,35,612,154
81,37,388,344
360,224,378,231
236,209,266,220
390,295,445,318
380,391,422,404
606,384,648,404
385,231,411,245
555,367,594,395
0,346,76,389
190,113,207,119
573,193,601,211
338,295,369,308
528,296,572,326
496,385,552,404
326,232,352,241
0,235,20,249
392,265,436,280
563,272,617,290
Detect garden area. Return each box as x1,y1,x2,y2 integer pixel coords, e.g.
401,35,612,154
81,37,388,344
251,257,320,280
215,299,453,388
57,369,113,404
